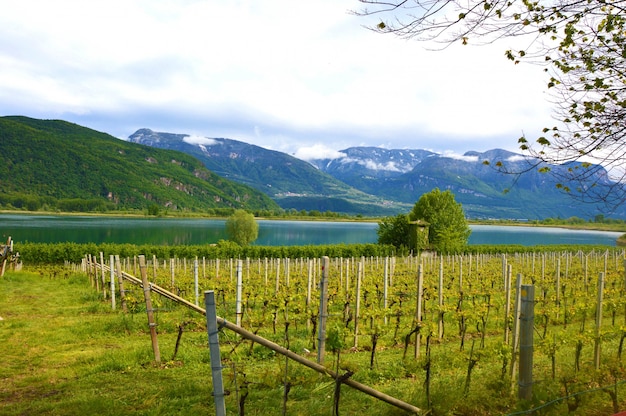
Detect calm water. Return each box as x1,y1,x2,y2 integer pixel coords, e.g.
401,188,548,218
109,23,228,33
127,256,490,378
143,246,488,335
0,214,622,246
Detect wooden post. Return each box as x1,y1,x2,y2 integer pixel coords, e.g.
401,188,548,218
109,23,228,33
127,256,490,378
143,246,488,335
519,284,534,401
623,259,626,325
139,255,160,363
170,258,175,289
194,258,199,306
88,254,95,288
414,263,424,359
384,256,389,324
275,258,280,295
306,259,313,307
236,259,243,327
504,264,512,344
109,255,116,310
152,254,157,283
204,290,227,416
100,252,107,300
317,256,329,364
115,255,127,313
510,273,523,382
354,259,363,348
555,258,561,322
594,272,605,370
438,257,444,341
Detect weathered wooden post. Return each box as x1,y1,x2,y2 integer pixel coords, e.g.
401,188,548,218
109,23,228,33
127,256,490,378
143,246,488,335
510,273,523,383
204,290,226,416
317,256,329,364
384,256,389,324
115,255,127,313
194,258,199,306
109,255,116,310
100,252,107,300
594,272,605,369
139,255,160,363
414,263,424,359
504,264,512,344
275,258,281,295
152,254,158,283
354,259,363,348
170,258,175,289
519,284,535,401
438,256,444,341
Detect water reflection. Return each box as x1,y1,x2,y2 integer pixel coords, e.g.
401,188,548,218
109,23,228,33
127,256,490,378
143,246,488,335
0,214,621,246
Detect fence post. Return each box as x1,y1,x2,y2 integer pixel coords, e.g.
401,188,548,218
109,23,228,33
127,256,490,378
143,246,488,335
204,290,227,416
354,259,363,348
139,255,160,363
510,273,523,383
115,255,127,313
414,263,424,359
109,255,116,310
594,272,605,369
100,252,107,300
519,284,535,401
317,256,329,364
194,258,199,307
383,256,389,325
236,259,243,326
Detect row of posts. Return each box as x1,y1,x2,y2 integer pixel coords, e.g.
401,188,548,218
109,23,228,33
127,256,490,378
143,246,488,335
87,252,539,411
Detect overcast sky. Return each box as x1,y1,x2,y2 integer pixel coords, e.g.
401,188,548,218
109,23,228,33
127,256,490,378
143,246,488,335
0,0,555,161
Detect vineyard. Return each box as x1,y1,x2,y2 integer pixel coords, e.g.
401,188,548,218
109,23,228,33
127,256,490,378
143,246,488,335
74,248,626,415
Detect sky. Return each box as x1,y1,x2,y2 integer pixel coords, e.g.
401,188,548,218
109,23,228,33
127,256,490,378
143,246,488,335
0,0,555,161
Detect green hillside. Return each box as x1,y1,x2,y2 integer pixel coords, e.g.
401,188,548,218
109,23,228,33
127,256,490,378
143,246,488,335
0,116,280,213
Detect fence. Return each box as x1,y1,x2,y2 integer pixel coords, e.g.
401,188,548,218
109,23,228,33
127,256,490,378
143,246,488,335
81,249,626,415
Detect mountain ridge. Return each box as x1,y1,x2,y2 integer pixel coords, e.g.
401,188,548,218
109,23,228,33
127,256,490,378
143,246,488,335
129,127,626,220
0,116,279,213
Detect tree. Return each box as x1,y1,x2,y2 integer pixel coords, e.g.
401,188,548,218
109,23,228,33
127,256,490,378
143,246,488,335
377,213,410,248
410,188,471,253
225,209,259,246
355,0,626,210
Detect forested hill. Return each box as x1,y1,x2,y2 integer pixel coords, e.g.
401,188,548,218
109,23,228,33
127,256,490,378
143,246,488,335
0,116,280,213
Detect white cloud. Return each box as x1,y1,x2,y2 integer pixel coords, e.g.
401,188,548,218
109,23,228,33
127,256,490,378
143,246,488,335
182,135,218,146
294,144,346,161
442,151,480,162
0,0,555,155
506,155,528,162
362,160,402,172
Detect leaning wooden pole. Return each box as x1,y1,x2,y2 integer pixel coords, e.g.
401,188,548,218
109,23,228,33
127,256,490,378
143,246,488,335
100,259,421,415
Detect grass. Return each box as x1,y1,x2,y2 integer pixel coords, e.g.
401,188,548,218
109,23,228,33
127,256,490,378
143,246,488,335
0,270,413,415
3,266,626,415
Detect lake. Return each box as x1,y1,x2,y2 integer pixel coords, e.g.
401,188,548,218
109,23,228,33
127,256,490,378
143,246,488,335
0,214,622,246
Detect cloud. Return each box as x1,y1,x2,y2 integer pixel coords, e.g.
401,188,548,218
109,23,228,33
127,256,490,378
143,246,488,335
294,144,346,161
0,1,555,156
442,151,480,162
506,155,527,162
182,135,218,146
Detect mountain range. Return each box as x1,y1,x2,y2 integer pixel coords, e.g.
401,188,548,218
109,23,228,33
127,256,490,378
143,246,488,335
2,115,623,220
129,128,626,220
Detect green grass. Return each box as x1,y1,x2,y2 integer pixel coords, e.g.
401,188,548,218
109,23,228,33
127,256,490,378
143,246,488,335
3,267,626,415
0,270,412,415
